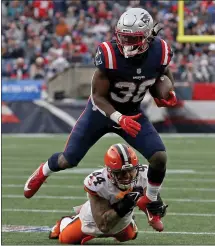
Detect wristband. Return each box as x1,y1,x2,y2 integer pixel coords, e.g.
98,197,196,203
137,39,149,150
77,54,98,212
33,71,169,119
110,111,122,124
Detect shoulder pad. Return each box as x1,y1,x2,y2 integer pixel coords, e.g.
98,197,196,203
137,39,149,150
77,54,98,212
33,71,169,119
84,170,107,197
94,41,117,70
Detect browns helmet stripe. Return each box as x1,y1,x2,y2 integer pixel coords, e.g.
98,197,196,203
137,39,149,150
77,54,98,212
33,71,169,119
121,143,131,164
114,143,131,165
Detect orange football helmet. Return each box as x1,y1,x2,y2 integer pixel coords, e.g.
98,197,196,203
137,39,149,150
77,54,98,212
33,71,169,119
104,143,139,190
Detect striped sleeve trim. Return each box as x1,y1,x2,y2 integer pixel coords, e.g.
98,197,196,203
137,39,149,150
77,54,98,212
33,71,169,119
160,39,172,66
100,42,117,69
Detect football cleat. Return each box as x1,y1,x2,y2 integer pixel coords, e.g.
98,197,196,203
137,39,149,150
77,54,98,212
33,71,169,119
24,163,48,198
137,196,164,232
49,219,61,239
145,207,164,232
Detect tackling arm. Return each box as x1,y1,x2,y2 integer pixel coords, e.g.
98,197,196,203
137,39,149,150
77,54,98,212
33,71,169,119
89,193,120,234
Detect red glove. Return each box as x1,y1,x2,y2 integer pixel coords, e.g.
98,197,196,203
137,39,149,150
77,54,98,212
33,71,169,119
154,91,177,107
119,113,142,138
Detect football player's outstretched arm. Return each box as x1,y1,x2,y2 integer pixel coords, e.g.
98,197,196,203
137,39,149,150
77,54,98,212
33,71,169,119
89,193,120,234
89,188,143,233
92,68,116,117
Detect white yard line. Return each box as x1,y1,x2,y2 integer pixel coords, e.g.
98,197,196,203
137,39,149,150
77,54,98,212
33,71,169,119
3,195,215,203
139,231,215,235
3,209,215,217
2,167,198,174
2,224,215,235
3,175,215,182
3,184,215,192
3,167,215,175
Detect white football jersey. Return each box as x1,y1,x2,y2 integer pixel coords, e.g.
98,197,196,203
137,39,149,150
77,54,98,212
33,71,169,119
78,165,148,236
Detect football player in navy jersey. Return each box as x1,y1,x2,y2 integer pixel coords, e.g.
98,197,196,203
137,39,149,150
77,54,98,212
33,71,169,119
24,8,177,231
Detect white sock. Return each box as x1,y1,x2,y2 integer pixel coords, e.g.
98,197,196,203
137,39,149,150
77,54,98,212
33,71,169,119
42,161,53,176
146,182,161,201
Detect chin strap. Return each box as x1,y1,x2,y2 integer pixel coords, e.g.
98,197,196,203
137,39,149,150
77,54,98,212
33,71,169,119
150,23,163,41
123,46,139,58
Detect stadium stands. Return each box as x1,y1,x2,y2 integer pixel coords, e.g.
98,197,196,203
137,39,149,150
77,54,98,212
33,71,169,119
2,0,215,82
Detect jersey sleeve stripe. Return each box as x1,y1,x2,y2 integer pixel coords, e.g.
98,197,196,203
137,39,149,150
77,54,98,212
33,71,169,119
106,41,117,69
160,39,165,65
160,39,169,65
84,185,98,196
167,44,171,65
102,42,114,69
100,43,109,69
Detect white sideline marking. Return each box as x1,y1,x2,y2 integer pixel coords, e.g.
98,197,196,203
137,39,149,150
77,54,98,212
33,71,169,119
3,184,215,192
3,209,215,217
2,225,215,235
3,195,215,203
33,100,76,127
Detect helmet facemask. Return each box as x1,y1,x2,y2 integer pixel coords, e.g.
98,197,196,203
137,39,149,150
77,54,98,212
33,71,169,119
107,164,139,191
116,29,152,58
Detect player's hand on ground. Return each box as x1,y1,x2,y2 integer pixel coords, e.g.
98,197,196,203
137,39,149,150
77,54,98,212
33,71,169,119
154,91,177,107
118,113,142,137
146,200,168,218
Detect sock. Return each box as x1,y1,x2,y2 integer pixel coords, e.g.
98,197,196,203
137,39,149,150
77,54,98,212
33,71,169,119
42,161,53,176
146,166,166,201
48,152,65,172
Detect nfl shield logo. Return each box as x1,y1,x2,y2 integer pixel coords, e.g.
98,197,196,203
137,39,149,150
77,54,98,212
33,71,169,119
137,68,141,74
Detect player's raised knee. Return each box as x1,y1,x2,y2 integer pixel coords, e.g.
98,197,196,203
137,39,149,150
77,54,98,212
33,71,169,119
58,153,75,169
149,151,167,170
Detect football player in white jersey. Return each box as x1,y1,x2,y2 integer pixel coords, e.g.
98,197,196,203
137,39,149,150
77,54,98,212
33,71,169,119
49,144,167,244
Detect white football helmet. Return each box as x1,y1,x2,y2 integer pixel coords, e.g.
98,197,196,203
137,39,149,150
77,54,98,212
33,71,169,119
116,8,154,58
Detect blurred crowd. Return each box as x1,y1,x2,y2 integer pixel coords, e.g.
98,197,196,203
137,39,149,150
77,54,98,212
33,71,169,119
2,0,215,82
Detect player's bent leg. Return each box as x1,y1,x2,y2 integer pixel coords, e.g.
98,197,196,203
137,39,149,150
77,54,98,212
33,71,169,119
24,100,110,199
114,220,138,242
120,115,166,231
58,216,88,244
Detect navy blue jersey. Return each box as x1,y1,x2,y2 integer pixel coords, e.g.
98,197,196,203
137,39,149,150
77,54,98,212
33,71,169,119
94,38,173,114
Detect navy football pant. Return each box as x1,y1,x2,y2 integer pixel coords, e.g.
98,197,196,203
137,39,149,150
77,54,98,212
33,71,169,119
63,99,165,167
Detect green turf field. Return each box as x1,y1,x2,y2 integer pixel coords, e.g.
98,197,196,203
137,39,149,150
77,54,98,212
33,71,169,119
2,135,215,245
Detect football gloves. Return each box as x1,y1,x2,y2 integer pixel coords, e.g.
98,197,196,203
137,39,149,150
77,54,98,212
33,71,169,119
146,200,168,218
112,186,143,218
154,91,177,107
118,113,142,137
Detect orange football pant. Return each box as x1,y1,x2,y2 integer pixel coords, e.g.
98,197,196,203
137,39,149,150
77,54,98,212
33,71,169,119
59,217,138,244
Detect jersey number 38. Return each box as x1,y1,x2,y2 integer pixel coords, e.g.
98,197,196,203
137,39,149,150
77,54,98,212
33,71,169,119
110,79,155,103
